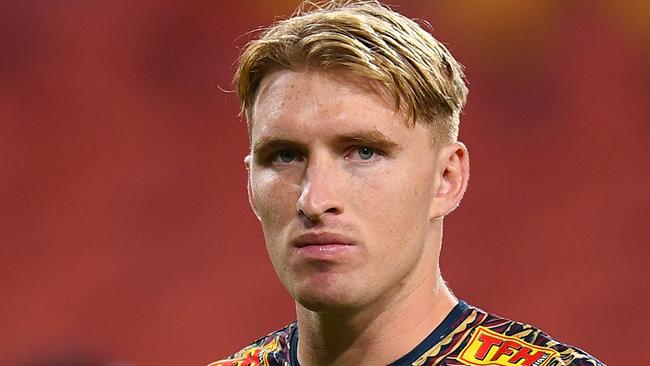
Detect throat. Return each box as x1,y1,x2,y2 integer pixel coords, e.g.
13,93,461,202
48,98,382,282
294,282,457,366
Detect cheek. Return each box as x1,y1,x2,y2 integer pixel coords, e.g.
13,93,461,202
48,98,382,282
353,166,434,243
251,172,298,232
358,164,431,210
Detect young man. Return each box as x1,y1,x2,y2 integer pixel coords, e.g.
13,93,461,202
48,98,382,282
212,1,604,365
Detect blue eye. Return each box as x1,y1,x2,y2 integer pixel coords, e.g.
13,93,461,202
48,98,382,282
357,147,375,160
278,149,297,163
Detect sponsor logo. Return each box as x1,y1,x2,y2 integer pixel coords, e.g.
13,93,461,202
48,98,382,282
458,326,558,366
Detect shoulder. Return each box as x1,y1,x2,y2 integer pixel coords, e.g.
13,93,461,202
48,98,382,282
454,304,605,366
208,322,296,366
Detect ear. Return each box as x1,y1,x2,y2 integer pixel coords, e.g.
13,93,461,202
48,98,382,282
430,142,470,219
244,154,261,221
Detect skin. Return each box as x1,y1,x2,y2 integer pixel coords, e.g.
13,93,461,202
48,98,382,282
246,70,470,366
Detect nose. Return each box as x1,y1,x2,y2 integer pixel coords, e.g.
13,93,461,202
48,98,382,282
296,158,343,224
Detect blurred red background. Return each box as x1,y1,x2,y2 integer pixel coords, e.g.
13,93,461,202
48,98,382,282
1,0,648,365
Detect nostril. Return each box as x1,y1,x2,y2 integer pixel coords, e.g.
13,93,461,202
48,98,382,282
298,209,317,224
324,207,340,214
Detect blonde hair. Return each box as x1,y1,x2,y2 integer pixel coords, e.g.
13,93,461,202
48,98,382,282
235,0,468,143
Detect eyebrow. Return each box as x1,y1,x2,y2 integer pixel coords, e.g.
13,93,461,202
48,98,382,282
334,130,399,151
252,129,400,159
253,138,304,159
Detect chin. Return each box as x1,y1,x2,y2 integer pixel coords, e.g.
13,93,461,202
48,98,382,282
291,283,365,313
296,295,359,313
282,268,373,313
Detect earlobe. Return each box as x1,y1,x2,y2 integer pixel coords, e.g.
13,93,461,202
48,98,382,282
244,154,252,169
430,142,470,219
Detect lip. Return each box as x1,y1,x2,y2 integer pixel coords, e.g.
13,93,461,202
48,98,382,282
292,232,356,248
291,232,357,259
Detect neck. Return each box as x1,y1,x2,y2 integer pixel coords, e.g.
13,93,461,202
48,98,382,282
295,275,456,366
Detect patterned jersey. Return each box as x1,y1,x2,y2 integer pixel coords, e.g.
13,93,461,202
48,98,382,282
209,301,604,366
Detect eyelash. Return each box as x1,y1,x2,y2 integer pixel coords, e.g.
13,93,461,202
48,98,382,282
346,146,382,162
272,149,303,164
268,146,384,165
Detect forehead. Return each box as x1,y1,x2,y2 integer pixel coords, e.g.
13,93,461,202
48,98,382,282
249,70,406,141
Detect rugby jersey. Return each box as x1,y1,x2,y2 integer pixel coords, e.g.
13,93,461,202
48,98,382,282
210,301,604,366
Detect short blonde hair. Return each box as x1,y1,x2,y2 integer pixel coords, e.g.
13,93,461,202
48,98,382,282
235,0,468,143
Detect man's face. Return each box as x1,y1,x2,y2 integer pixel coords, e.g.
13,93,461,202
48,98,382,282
247,70,444,312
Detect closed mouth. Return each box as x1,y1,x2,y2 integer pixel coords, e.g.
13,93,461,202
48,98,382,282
292,232,355,248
